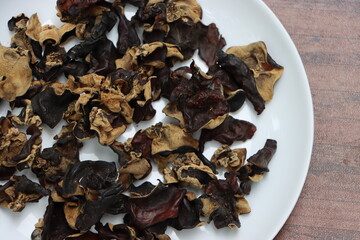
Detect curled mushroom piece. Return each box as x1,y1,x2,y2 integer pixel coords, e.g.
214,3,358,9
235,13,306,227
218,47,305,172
163,64,229,133
226,41,284,102
31,126,83,187
26,13,76,46
0,117,42,173
203,172,243,229
59,160,118,198
211,145,246,172
32,197,79,240
0,175,49,212
169,152,217,188
147,123,199,155
246,139,277,182
199,115,256,152
0,117,27,173
126,182,187,229
217,50,265,114
0,45,32,102
31,87,79,129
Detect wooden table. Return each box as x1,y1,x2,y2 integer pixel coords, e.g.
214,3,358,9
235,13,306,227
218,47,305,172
262,0,360,239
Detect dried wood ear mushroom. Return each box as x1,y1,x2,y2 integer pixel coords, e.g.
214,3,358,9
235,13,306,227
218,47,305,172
0,0,285,238
0,45,32,102
226,41,284,102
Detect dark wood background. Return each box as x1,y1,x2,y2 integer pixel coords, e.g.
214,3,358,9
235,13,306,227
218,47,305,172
262,0,360,239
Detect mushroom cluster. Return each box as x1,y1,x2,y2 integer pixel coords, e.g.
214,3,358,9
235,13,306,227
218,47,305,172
0,0,283,239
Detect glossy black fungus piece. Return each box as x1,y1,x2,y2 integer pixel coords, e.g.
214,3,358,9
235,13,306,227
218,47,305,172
62,60,90,77
67,11,117,60
32,132,83,186
207,64,239,92
204,173,242,228
217,50,265,114
32,45,67,82
130,99,156,123
60,160,118,197
227,90,246,112
198,23,226,66
164,19,202,60
151,66,170,100
169,197,202,230
31,87,79,128
88,38,118,75
247,139,277,172
13,175,49,196
41,197,79,240
127,183,186,229
115,5,141,56
199,115,256,152
76,183,129,231
8,13,28,31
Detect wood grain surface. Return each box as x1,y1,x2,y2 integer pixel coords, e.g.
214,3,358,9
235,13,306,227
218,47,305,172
262,0,360,239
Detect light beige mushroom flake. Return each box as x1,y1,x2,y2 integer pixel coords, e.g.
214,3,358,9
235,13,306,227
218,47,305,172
0,45,32,102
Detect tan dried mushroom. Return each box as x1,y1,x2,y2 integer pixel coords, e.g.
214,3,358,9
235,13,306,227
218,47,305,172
0,45,32,102
226,41,284,102
211,145,246,172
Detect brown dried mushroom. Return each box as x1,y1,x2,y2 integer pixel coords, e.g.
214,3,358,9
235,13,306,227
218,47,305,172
0,0,284,239
226,41,284,102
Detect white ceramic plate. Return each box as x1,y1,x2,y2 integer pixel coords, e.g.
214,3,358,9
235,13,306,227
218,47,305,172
0,0,314,239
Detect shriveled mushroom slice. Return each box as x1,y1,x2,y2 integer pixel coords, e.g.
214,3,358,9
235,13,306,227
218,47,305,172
146,123,199,155
9,125,42,171
26,14,76,46
115,42,184,70
204,172,245,229
59,160,118,198
171,152,217,189
226,41,284,102
119,151,152,181
211,145,246,172
89,107,128,145
0,117,27,170
0,45,32,102
0,175,49,212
